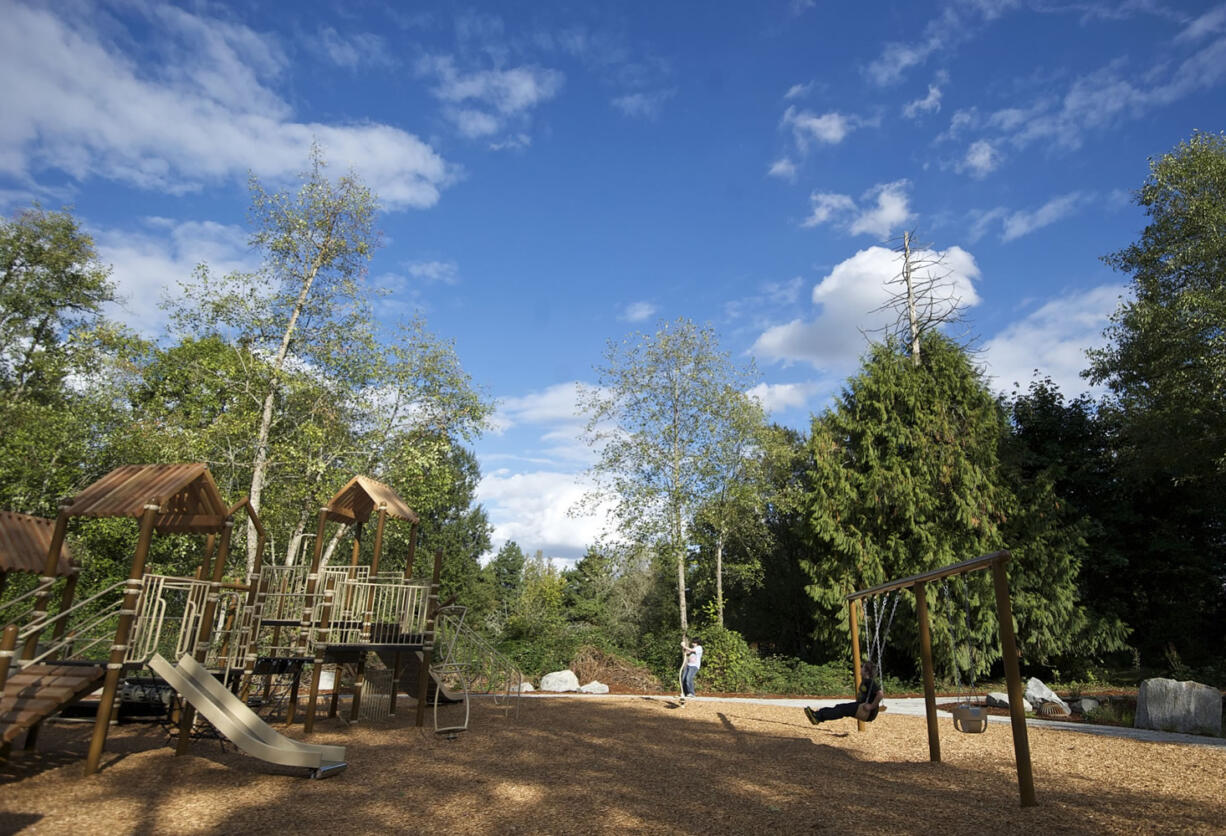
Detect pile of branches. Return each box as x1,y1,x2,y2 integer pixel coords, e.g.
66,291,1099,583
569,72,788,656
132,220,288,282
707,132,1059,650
570,645,663,693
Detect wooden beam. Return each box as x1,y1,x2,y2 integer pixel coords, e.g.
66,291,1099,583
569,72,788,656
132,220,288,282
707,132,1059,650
847,551,1011,602
915,580,941,763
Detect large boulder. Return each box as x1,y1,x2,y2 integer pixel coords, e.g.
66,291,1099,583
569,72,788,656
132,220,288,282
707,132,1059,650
518,681,535,693
1024,677,1069,715
1135,678,1222,736
580,680,610,694
1069,697,1100,715
539,670,581,692
986,691,1032,712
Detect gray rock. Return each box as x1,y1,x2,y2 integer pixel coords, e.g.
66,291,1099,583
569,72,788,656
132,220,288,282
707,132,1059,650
539,669,580,692
1069,697,1100,715
1023,677,1069,714
986,691,1032,712
1135,678,1222,736
518,681,535,693
580,680,610,694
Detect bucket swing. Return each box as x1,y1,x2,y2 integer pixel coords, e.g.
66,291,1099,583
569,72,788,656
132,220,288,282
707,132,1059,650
943,578,987,734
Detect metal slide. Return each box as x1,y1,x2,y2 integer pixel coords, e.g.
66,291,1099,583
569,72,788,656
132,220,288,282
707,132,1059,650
149,654,347,779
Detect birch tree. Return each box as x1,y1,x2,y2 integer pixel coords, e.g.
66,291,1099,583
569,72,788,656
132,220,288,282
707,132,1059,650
577,318,758,636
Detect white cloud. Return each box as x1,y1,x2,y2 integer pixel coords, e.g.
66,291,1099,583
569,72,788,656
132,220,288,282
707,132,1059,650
314,27,392,69
1001,192,1083,241
784,81,815,99
95,218,255,336
0,4,454,209
407,260,459,284
752,245,980,372
621,301,657,322
865,2,1021,86
801,192,856,228
1175,5,1226,42
494,381,586,433
746,381,822,413
958,139,1000,178
611,89,676,119
477,469,605,559
903,72,948,118
982,284,1124,397
848,181,915,239
782,106,855,149
417,54,564,140
768,157,798,181
801,181,914,240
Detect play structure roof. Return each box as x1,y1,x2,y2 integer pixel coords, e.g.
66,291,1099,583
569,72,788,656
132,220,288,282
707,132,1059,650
324,475,418,525
0,511,75,576
66,464,231,534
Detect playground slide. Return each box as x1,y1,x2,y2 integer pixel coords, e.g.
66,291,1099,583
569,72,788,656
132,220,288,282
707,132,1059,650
149,654,347,779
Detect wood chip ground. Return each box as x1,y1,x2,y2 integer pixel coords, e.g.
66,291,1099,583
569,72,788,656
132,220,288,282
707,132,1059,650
1,696,1223,834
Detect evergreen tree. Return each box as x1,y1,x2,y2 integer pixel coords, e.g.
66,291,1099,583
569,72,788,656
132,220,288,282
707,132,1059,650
801,335,1089,676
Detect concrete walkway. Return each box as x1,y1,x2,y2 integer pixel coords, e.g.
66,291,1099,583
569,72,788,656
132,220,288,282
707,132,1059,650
520,692,1226,749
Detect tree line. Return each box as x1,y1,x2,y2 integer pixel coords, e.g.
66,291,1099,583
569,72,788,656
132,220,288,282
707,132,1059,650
2,134,1223,692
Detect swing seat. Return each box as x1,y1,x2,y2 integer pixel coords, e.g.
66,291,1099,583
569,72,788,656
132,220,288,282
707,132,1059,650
951,703,987,734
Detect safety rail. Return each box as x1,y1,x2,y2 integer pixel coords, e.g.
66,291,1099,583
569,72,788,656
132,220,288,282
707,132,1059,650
433,607,523,715
0,575,58,627
14,579,125,670
327,578,431,645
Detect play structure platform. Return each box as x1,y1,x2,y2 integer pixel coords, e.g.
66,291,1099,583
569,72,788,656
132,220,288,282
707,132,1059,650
0,662,105,750
150,653,346,779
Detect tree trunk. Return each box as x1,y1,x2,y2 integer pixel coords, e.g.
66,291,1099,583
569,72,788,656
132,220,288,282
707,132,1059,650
245,248,329,573
904,230,920,366
715,530,725,627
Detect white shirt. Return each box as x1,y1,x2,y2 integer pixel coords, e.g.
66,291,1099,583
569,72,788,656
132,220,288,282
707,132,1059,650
686,644,703,669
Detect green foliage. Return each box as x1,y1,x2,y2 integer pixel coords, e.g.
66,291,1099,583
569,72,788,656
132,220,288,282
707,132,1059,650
1084,131,1226,665
578,317,762,634
690,624,758,693
752,656,850,696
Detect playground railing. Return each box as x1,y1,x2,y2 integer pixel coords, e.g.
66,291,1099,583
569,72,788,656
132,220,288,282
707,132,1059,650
0,575,59,628
433,607,523,716
327,577,431,645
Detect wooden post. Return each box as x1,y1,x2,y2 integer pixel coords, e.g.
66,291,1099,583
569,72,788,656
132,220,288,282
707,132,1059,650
303,586,334,734
348,522,363,572
914,580,941,763
849,598,864,732
22,505,71,660
195,534,216,581
86,503,158,775
414,548,444,728
48,572,80,658
404,523,419,579
370,506,387,576
992,557,1036,807
0,624,18,691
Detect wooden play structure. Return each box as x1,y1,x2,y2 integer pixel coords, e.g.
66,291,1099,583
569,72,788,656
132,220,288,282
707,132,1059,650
846,550,1036,807
0,463,522,776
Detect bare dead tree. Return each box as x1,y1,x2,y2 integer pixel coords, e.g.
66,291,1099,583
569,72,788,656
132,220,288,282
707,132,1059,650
870,229,969,366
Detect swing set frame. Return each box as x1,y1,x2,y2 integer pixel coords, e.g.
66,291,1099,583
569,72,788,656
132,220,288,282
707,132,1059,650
846,550,1036,808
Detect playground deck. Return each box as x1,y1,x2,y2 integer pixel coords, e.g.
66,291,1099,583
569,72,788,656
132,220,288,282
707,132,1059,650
0,696,1222,834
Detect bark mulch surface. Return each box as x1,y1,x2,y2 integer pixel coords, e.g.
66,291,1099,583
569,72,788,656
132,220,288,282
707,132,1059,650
1,696,1224,835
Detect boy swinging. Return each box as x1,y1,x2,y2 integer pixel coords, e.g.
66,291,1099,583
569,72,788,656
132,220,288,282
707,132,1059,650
804,660,886,725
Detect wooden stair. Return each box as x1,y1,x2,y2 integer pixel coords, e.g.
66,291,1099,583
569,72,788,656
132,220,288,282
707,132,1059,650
0,663,106,746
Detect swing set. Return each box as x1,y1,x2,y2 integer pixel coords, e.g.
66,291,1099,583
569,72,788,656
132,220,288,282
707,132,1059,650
846,550,1036,808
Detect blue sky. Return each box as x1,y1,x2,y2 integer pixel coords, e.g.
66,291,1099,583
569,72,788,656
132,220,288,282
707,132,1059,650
3,0,1225,562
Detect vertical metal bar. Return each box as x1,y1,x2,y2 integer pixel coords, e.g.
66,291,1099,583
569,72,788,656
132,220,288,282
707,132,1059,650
915,580,941,763
992,557,1036,807
86,503,157,775
850,598,864,732
176,519,234,756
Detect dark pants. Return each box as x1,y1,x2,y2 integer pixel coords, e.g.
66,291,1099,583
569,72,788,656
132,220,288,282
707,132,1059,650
681,666,697,697
815,701,877,722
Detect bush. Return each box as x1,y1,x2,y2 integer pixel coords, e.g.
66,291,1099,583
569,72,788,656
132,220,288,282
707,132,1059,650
754,656,850,696
694,625,759,693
